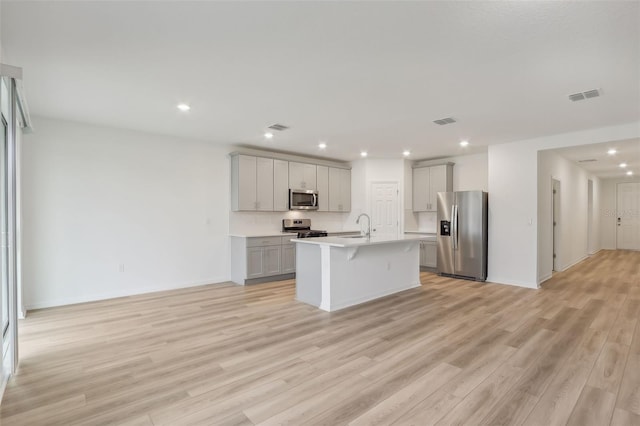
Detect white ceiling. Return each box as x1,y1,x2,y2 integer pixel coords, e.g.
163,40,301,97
1,1,639,161
552,138,640,179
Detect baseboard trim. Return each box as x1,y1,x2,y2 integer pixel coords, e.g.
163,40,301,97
588,248,602,256
537,274,553,285
25,276,229,311
0,368,9,405
486,277,539,289
560,255,589,272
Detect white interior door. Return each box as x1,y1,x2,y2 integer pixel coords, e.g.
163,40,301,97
617,182,640,250
371,182,398,238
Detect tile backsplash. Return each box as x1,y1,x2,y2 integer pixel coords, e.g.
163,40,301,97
230,211,352,234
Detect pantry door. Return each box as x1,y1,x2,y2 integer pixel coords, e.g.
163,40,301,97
371,182,399,238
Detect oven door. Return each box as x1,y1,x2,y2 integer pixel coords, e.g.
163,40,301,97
289,189,318,210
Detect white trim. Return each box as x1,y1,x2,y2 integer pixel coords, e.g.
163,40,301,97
487,277,539,289
560,255,590,272
0,369,8,404
588,248,603,256
537,273,553,285
24,276,229,311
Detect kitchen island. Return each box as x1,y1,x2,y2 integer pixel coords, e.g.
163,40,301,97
292,235,424,311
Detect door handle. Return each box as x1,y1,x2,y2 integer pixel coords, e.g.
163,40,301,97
452,204,458,250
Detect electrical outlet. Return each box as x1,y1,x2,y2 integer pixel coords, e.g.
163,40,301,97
119,264,125,273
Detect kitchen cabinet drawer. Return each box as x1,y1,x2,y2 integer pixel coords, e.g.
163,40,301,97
246,236,283,247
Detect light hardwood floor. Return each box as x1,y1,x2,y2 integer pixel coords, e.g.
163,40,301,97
1,250,639,425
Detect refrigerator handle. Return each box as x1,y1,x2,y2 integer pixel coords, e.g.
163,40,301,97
452,204,458,250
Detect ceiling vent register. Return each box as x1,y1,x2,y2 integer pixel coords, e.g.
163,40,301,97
569,89,601,102
268,123,290,131
433,117,457,125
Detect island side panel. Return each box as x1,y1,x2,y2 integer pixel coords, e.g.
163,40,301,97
295,242,323,307
328,241,421,311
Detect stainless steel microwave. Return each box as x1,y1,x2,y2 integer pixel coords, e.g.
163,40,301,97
289,189,319,210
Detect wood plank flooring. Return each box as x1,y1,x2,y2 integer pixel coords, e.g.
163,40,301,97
1,249,639,425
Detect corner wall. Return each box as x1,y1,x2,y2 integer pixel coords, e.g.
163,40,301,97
487,121,639,289
537,150,601,283
21,116,231,309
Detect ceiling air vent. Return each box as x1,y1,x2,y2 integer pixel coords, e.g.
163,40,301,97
584,89,600,99
268,123,289,131
578,159,597,163
569,89,601,102
433,117,457,125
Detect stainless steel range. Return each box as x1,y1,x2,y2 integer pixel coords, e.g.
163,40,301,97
282,219,328,238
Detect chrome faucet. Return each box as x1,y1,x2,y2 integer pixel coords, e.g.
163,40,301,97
356,213,371,238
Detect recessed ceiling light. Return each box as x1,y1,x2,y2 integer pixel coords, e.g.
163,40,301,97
177,103,191,112
318,142,327,149
607,149,617,155
360,151,368,158
460,140,469,147
264,132,274,139
627,171,634,176
620,163,627,168
403,150,411,157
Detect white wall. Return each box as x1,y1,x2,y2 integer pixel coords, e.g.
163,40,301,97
600,176,640,249
22,117,231,309
451,152,488,192
346,158,406,234
488,121,640,289
537,150,600,283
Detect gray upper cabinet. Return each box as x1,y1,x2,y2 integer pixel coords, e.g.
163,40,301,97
316,165,329,212
329,167,351,212
289,162,317,190
255,157,274,211
231,151,350,213
412,164,452,212
231,154,275,211
273,159,289,211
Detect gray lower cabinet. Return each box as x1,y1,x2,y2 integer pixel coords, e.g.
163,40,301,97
420,241,437,268
281,243,296,273
231,236,295,284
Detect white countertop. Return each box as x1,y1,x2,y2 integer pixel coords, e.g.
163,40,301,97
404,231,437,242
229,232,298,238
229,229,361,238
290,234,426,248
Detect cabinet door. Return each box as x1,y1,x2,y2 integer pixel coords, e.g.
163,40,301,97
263,246,282,276
316,166,329,212
289,162,305,189
340,168,351,212
255,157,274,211
273,159,289,211
424,243,437,267
247,247,264,278
412,167,429,212
428,165,447,212
303,163,317,190
328,167,342,211
281,244,296,273
237,155,257,211
419,242,427,266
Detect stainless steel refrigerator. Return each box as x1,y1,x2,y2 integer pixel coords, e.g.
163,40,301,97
437,191,488,281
